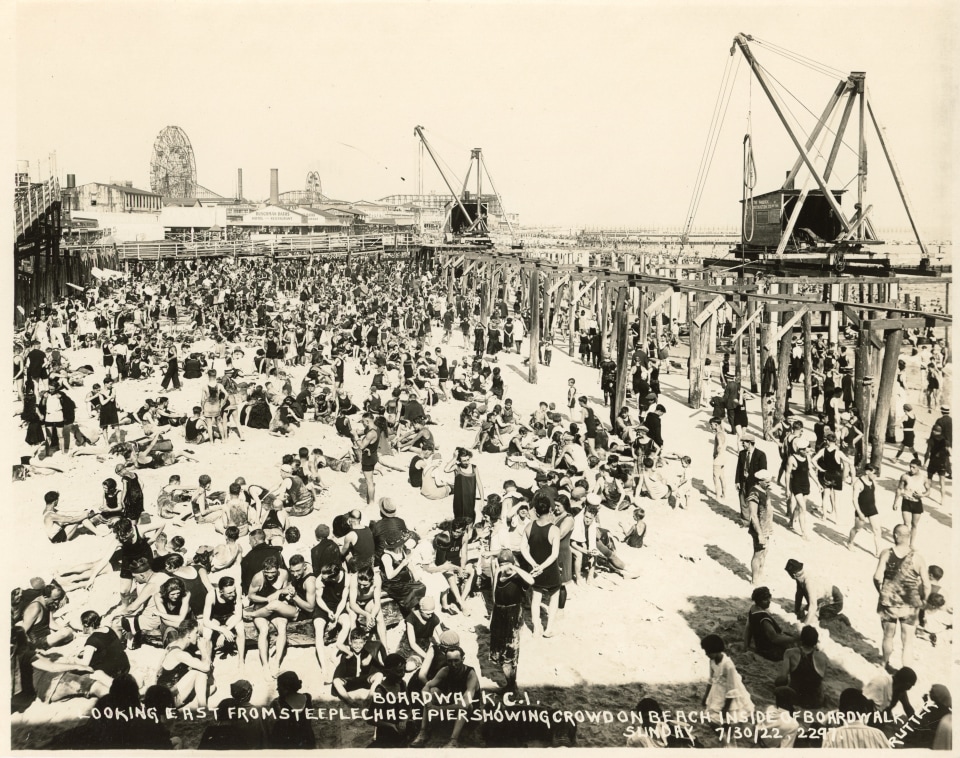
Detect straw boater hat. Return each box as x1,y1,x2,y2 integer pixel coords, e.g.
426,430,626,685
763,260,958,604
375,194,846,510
379,498,397,517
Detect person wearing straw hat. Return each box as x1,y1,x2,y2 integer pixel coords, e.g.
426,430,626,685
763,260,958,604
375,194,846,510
371,497,409,555
747,469,774,585
735,434,767,524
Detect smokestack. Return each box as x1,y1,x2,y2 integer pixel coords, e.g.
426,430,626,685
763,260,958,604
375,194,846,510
270,168,279,205
67,174,76,189
237,168,243,201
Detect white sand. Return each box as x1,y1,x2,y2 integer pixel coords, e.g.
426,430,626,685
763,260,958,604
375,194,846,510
9,322,953,747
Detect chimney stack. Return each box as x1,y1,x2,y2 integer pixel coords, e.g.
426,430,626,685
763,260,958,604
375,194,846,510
270,168,279,205
237,168,243,201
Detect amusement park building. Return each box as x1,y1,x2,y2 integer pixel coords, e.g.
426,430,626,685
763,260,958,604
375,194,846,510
72,181,162,213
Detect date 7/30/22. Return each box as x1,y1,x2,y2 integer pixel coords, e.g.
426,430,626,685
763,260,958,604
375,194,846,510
715,725,782,744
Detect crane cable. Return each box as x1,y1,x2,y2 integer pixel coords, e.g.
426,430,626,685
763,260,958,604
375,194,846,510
682,52,741,247
758,63,861,162
751,37,846,79
743,76,757,243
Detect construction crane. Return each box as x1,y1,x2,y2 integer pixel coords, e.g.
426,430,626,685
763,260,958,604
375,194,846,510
413,126,520,247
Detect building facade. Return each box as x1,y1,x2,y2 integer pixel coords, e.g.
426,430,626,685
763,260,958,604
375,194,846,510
74,182,162,213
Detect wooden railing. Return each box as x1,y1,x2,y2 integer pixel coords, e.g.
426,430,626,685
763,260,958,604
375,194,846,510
93,232,406,261
14,176,60,240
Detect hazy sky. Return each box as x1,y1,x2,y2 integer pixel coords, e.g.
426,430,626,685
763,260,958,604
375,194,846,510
14,1,956,235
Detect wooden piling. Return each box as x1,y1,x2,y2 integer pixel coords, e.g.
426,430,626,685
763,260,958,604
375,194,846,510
775,303,793,424
802,310,813,412
828,284,840,343
541,273,553,343
568,281,578,356
868,322,903,473
760,312,777,440
612,286,630,427
747,297,759,393
528,267,539,385
688,294,703,407
854,317,871,470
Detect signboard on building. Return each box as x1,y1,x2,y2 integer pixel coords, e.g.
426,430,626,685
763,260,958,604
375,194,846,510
241,206,305,225
225,204,256,220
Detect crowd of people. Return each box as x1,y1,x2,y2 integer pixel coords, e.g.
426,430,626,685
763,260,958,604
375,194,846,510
10,251,952,749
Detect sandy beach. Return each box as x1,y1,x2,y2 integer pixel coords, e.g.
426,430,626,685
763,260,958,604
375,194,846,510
9,318,953,749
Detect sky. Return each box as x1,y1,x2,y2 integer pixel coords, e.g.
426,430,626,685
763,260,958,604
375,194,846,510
12,1,957,236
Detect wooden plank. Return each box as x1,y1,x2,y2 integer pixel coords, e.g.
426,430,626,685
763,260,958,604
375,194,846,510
767,302,834,312
731,306,762,340
841,305,861,328
643,288,673,317
863,317,927,331
776,306,809,340
693,295,725,327
768,275,951,285
547,274,570,296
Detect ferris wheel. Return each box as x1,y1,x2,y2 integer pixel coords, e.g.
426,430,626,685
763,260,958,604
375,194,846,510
150,126,197,198
305,170,323,198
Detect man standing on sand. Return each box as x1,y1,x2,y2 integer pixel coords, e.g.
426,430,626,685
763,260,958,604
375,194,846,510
735,436,767,524
894,458,929,549
710,419,728,501
747,470,774,585
874,524,929,670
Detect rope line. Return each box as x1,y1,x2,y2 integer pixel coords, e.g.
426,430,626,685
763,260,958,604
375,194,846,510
682,54,741,242
752,37,846,79
757,63,861,163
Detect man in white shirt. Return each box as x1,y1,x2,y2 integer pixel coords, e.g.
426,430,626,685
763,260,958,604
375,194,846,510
570,504,600,584
761,687,800,748
863,666,918,719
821,688,890,749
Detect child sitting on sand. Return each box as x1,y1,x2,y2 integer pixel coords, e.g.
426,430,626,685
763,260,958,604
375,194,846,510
917,593,952,647
621,506,647,548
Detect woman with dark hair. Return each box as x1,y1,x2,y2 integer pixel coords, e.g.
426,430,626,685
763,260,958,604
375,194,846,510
522,494,561,637
345,566,387,646
397,596,441,662
428,520,475,616
99,478,124,521
784,440,812,540
380,535,426,614
268,671,316,748
490,367,505,400
137,577,192,644
474,417,505,454
164,552,211,622
21,380,46,446
489,550,534,691
551,496,575,594
446,448,482,522
700,634,754,726
357,412,380,505
96,377,120,441
156,621,211,708
118,466,145,523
